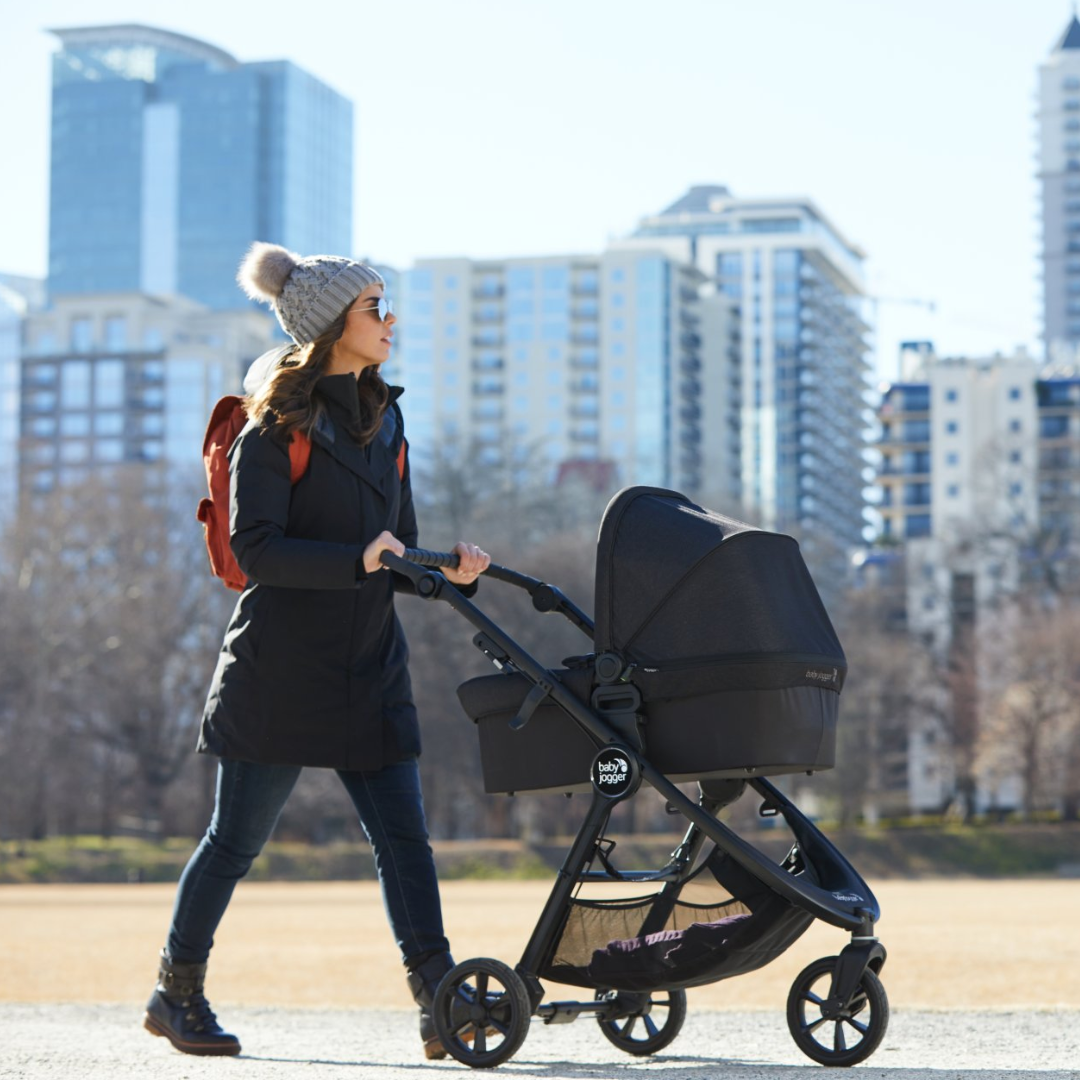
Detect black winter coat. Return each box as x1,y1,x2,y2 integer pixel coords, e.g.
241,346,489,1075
198,372,423,771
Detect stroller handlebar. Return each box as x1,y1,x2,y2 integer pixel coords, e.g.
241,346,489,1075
381,549,594,638
382,547,543,590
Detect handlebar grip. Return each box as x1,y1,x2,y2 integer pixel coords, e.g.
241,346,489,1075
385,547,461,569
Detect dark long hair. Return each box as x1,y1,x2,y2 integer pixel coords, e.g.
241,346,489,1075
243,308,390,445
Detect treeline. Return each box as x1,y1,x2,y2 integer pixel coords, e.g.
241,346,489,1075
2,462,1080,845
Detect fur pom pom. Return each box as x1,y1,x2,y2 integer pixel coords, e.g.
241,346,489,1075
237,242,300,302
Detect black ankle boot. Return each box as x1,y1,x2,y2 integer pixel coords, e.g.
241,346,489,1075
143,950,240,1056
407,951,455,1060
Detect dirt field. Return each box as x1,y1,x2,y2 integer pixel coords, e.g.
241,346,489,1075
1,878,1076,1011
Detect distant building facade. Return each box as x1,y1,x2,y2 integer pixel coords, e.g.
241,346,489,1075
391,250,741,502
0,285,26,519
877,345,1039,544
613,185,870,550
1039,15,1080,354
19,294,276,499
47,24,353,310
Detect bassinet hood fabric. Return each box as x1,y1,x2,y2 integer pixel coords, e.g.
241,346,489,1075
593,488,846,694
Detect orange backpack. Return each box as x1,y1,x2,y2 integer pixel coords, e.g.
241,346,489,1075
196,395,407,592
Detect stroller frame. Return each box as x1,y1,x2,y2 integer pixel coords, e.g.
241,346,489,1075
387,547,888,1069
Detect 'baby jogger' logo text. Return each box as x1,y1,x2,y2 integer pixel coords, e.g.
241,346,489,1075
596,757,628,784
805,668,838,684
590,748,636,798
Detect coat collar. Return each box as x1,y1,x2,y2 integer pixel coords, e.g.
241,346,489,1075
312,375,404,495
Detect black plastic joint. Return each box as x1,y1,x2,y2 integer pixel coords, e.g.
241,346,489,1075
415,572,444,599
531,584,559,613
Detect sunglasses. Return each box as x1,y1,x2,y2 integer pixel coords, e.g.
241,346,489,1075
347,297,395,322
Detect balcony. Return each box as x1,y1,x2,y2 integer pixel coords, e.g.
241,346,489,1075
569,381,600,397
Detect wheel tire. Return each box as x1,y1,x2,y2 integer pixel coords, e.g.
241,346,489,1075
596,988,687,1056
786,955,889,1067
432,957,531,1068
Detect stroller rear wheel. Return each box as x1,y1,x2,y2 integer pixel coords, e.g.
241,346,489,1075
786,955,889,1066
595,988,687,1056
432,957,531,1068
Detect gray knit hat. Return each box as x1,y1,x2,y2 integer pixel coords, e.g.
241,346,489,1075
237,242,384,344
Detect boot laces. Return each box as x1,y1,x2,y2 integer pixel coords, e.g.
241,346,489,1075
182,993,219,1033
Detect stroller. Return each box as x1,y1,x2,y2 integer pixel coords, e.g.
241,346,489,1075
384,487,888,1069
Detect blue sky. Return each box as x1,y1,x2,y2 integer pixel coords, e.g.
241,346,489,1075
0,0,1069,381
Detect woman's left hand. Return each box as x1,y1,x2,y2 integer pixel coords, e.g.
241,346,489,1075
443,541,490,586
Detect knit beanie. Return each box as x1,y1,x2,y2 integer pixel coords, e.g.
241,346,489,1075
237,242,384,344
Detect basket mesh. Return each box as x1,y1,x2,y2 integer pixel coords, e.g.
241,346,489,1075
538,845,814,992
550,891,752,971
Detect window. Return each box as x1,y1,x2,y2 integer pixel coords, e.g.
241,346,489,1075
1009,482,1022,497
1009,419,1021,433
947,484,959,498
945,420,958,434
60,440,89,463
95,359,125,408
906,514,932,539
944,388,958,403
60,413,90,436
946,451,959,466
96,439,124,463
104,316,126,350
1009,387,1022,401
61,360,91,408
70,317,93,353
94,412,123,436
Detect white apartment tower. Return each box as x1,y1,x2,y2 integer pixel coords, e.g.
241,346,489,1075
1039,15,1080,355
391,251,741,504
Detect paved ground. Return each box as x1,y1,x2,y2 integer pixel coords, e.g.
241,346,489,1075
2,1004,1077,1079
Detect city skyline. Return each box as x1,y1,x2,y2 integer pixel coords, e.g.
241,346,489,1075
0,0,1067,380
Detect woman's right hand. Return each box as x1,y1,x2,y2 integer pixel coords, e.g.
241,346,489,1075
363,530,405,574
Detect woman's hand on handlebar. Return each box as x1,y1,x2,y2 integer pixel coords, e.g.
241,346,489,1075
443,541,490,586
364,530,405,574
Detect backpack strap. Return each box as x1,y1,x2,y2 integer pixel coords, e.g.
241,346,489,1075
288,432,311,483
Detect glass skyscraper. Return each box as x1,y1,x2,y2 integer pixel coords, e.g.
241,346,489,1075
47,25,353,309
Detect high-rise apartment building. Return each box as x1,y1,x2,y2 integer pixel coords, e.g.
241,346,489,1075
1036,370,1080,543
19,294,276,499
47,24,353,310
614,185,870,552
1039,15,1080,355
877,346,1038,543
391,251,741,502
0,285,25,519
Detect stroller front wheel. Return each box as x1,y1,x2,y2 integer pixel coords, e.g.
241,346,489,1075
432,957,531,1068
595,988,687,1055
786,955,889,1067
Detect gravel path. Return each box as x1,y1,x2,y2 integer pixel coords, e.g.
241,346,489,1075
2,1005,1077,1079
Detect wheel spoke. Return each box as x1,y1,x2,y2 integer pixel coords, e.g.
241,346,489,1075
801,1015,829,1035
476,973,489,999
622,1015,639,1039
843,1016,869,1036
801,990,825,1006
474,1026,487,1054
834,1022,847,1052
643,1013,659,1038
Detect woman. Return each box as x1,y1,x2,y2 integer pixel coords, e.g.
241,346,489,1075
143,243,488,1060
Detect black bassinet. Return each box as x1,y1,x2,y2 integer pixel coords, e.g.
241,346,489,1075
458,487,846,794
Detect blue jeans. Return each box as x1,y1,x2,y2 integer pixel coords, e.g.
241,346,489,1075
166,757,449,967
